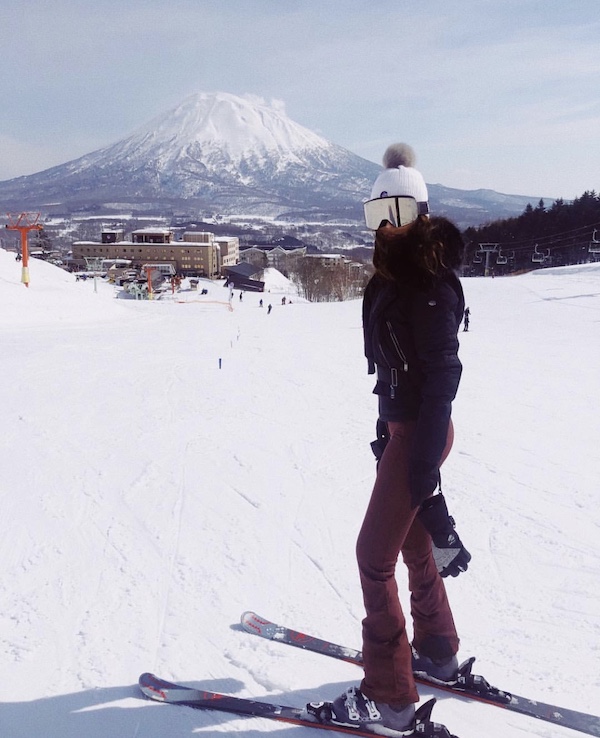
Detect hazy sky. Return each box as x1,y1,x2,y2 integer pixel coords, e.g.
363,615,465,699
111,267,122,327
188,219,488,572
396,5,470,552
1,0,599,199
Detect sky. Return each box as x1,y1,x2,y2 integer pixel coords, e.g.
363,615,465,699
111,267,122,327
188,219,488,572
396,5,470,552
1,251,599,737
1,0,599,200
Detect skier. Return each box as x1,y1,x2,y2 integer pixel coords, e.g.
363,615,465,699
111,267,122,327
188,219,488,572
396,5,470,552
463,306,470,332
305,144,470,737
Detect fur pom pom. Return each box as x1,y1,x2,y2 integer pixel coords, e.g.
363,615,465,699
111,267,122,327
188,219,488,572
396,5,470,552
382,143,416,169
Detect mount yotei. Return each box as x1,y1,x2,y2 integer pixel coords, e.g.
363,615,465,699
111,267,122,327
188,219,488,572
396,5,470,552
0,93,373,220
0,92,538,226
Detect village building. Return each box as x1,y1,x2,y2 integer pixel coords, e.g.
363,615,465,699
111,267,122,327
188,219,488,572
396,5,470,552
72,228,240,278
239,244,306,272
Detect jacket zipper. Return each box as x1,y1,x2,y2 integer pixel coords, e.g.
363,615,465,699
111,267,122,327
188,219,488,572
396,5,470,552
380,321,409,399
386,321,409,371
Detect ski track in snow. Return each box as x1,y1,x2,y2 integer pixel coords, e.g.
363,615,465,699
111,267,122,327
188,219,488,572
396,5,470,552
1,252,599,737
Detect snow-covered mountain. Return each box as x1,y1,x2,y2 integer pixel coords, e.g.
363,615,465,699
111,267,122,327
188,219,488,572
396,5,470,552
0,92,537,225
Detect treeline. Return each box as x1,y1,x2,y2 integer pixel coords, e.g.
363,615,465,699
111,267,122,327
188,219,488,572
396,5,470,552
462,190,600,275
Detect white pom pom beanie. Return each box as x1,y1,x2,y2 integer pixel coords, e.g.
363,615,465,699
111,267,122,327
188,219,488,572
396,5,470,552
370,143,429,205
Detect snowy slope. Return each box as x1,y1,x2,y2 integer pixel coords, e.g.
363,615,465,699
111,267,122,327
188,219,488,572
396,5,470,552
1,250,599,737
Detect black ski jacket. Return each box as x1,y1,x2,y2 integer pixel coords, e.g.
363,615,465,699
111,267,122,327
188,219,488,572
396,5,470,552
362,268,464,506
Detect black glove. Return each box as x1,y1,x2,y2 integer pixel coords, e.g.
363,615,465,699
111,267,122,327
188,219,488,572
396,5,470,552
417,493,471,578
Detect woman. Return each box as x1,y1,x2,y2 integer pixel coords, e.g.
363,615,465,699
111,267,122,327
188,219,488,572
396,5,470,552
306,145,470,737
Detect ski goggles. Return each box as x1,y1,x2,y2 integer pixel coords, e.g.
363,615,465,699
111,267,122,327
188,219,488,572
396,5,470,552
363,196,429,230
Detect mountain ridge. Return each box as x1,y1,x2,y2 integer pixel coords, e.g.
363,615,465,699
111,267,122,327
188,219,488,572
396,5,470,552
0,92,540,227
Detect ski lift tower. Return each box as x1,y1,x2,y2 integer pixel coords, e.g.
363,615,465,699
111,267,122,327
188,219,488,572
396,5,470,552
478,243,499,277
5,212,43,287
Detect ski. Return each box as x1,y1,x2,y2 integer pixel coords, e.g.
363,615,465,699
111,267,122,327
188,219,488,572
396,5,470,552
139,672,455,737
240,611,600,737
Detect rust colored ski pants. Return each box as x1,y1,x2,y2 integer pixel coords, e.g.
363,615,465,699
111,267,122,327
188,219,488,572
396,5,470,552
357,419,459,705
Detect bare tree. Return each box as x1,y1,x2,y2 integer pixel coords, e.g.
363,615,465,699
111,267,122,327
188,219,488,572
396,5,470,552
290,257,369,302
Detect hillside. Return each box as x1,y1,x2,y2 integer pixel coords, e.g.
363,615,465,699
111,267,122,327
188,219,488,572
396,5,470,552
1,251,599,737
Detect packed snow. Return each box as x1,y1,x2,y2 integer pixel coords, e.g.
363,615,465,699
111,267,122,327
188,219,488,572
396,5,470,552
1,249,599,738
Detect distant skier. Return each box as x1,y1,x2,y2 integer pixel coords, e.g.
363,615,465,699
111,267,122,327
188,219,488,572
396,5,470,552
463,306,470,332
304,144,469,738
267,304,272,314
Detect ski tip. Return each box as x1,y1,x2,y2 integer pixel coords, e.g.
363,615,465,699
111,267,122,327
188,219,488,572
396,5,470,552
240,611,262,632
240,611,279,639
138,673,169,702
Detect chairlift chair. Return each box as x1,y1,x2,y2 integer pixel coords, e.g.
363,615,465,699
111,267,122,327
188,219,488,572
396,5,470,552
589,229,600,254
531,244,547,263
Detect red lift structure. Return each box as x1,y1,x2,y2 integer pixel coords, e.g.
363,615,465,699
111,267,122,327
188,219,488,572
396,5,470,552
5,212,43,287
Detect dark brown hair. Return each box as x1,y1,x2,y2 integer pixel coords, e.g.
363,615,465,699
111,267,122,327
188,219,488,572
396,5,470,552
373,215,464,287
